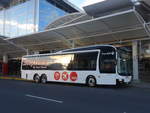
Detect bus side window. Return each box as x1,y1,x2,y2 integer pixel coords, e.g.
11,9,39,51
67,60,74,70
100,52,116,73
71,52,98,70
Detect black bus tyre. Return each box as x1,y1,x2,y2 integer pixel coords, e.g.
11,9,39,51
86,76,96,87
115,79,122,88
33,74,40,83
40,74,47,84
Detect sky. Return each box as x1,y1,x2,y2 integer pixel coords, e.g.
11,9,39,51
68,0,105,9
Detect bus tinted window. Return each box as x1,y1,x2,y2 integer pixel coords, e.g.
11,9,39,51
48,54,74,70
22,51,98,71
100,48,116,73
71,52,98,70
22,56,49,70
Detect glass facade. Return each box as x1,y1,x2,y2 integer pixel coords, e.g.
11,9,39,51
0,0,69,38
0,0,38,38
39,0,67,31
0,10,4,35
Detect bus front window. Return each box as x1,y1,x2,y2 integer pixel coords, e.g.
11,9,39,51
117,48,132,76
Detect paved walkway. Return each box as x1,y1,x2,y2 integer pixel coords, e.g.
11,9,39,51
0,76,24,81
132,81,150,89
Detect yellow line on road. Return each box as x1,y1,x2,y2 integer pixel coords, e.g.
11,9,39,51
0,76,24,81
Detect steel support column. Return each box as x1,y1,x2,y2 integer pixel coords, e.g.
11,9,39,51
132,40,139,81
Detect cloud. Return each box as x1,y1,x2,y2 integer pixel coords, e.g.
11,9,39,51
68,0,105,9
81,0,106,7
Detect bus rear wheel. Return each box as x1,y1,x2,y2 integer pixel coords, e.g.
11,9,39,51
40,74,47,84
33,74,40,83
86,76,96,87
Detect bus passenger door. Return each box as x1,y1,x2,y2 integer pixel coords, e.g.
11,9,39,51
99,51,117,85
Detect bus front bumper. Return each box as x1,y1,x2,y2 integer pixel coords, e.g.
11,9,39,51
118,76,132,84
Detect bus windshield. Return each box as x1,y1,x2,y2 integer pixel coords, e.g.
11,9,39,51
117,48,132,76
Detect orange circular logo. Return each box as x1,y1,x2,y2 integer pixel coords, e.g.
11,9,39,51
70,72,78,81
62,72,69,81
54,72,60,80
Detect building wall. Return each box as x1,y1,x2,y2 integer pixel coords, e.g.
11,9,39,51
139,40,150,82
0,0,69,37
118,40,150,82
0,0,38,38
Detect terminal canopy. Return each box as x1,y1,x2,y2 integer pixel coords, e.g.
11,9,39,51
0,36,26,59
8,9,150,52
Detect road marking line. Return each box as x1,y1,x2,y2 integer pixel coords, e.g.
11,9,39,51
26,94,63,104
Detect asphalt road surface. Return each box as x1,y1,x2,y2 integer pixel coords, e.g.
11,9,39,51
0,79,150,113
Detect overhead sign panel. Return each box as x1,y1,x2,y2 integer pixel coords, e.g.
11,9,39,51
83,0,133,17
142,0,150,6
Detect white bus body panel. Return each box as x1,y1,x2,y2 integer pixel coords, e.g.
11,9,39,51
21,45,132,85
98,74,117,85
21,70,119,85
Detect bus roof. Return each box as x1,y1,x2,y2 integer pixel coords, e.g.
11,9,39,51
23,45,116,58
59,45,116,53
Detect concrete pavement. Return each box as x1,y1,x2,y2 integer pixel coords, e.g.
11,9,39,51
0,79,150,113
132,81,150,89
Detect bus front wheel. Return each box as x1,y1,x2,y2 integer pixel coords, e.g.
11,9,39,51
33,74,40,83
86,76,96,87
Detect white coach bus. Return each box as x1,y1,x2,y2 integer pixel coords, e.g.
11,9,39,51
21,45,132,86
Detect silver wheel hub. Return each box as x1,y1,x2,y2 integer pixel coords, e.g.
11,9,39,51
42,78,46,83
88,78,95,86
35,76,39,83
